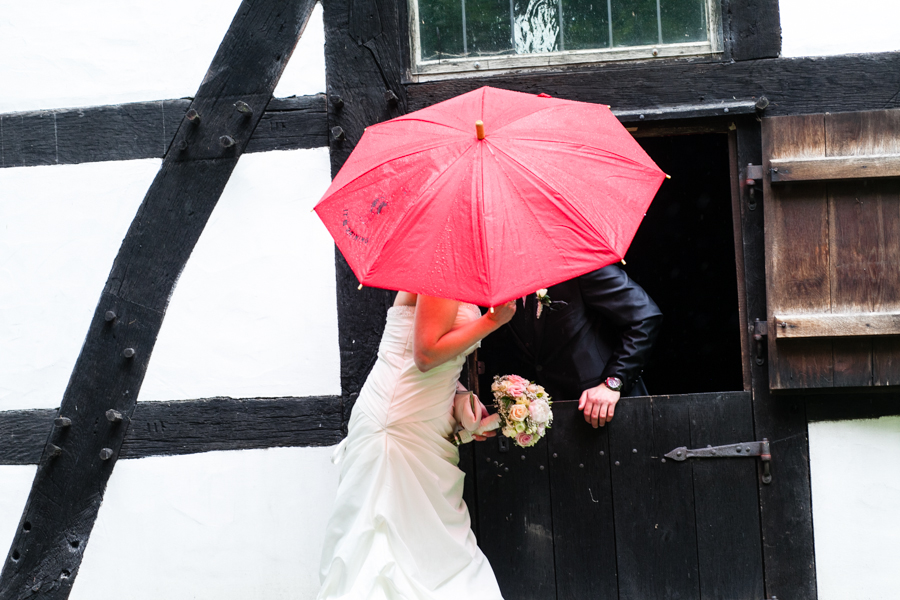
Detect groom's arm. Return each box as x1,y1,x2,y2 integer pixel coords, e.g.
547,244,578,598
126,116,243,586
577,264,663,394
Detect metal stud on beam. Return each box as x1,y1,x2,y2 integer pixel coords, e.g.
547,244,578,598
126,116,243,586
122,348,136,359
331,126,345,142
105,410,123,424
54,417,72,428
234,101,253,115
185,108,200,123
219,135,236,148
98,448,114,461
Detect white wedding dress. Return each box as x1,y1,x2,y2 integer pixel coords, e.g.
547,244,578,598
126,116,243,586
317,304,504,600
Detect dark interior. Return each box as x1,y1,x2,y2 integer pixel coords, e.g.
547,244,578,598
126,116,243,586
623,133,743,395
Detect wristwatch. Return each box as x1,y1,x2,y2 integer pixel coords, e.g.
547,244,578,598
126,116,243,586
604,376,624,392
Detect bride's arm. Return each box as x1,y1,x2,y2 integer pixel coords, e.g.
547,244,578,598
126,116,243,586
413,295,516,372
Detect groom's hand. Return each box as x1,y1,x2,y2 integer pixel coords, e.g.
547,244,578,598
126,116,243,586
578,383,620,428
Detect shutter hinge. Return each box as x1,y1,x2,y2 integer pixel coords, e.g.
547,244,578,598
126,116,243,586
745,164,763,210
753,318,768,365
665,438,772,484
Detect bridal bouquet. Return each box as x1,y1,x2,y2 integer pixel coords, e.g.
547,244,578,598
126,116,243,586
492,374,553,448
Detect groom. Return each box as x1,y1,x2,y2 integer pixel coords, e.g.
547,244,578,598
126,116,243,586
480,264,662,428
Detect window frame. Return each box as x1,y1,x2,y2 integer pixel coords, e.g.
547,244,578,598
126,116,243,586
407,0,723,81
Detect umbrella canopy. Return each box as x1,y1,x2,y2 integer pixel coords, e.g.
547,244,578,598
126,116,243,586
315,86,666,307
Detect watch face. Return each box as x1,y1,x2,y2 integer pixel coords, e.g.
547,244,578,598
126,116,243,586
606,376,623,391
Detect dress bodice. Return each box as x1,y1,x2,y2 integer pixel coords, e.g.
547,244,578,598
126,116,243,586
354,302,481,428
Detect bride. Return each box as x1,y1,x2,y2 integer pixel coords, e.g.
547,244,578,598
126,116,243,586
317,292,516,599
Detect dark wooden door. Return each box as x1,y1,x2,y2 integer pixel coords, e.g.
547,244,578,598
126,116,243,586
461,391,765,600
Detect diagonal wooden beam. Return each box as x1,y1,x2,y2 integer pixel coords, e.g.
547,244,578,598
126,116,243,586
0,1,317,597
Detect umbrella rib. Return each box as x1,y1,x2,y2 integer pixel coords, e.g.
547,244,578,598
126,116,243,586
488,141,618,257
502,137,663,175
375,116,468,134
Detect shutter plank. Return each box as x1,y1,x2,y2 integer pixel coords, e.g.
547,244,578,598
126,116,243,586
828,111,900,386
763,114,834,388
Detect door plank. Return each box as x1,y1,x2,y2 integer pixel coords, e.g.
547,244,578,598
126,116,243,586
688,392,764,600
762,114,834,388
547,404,617,600
475,435,556,599
610,396,700,600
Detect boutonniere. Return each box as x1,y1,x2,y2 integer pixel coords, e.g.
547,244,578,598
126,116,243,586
535,289,551,319
521,289,567,319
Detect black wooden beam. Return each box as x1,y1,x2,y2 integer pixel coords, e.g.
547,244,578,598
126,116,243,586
323,0,407,428
733,121,818,599
0,396,342,466
0,1,317,598
0,95,327,169
720,0,781,61
407,52,900,118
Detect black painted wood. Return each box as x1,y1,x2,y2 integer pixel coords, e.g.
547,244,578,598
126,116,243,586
610,395,700,600
806,391,900,422
689,393,764,600
323,0,408,425
721,0,781,61
734,122,818,599
407,52,900,118
0,95,327,169
0,410,57,466
0,396,342,466
546,404,617,600
474,435,556,599
0,1,317,598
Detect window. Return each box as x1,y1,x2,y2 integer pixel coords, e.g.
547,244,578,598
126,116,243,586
409,0,722,78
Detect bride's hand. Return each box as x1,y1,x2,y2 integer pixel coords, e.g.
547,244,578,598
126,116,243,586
472,403,497,442
486,300,516,327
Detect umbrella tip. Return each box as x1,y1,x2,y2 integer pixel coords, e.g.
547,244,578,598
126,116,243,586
358,284,363,290
476,120,485,140
620,259,627,266
665,174,672,179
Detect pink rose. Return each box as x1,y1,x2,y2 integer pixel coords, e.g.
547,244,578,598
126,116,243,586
507,382,527,397
507,375,529,385
508,404,529,422
516,433,534,447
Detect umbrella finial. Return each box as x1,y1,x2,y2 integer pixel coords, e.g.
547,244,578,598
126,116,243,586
476,121,485,140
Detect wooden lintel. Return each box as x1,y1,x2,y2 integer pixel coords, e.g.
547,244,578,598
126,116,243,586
769,154,900,183
613,100,759,123
774,313,900,338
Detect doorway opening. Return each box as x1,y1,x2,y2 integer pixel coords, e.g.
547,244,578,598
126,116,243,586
625,133,743,395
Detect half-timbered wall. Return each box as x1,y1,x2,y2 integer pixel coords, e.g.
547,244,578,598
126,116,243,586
3,1,900,599
0,3,337,598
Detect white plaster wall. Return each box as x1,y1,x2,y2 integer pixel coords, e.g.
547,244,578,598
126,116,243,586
0,160,157,410
139,147,340,401
0,1,325,113
69,447,338,600
780,0,900,57
0,147,337,409
809,416,900,600
0,466,36,555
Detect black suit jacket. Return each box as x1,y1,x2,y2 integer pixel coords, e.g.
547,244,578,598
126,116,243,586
480,265,662,400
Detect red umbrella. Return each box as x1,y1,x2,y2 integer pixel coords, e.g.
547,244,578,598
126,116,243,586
315,86,666,307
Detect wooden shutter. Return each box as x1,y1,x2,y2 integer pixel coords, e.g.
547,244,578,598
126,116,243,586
763,109,900,389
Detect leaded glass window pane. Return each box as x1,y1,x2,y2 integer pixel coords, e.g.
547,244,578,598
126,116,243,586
417,0,710,61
